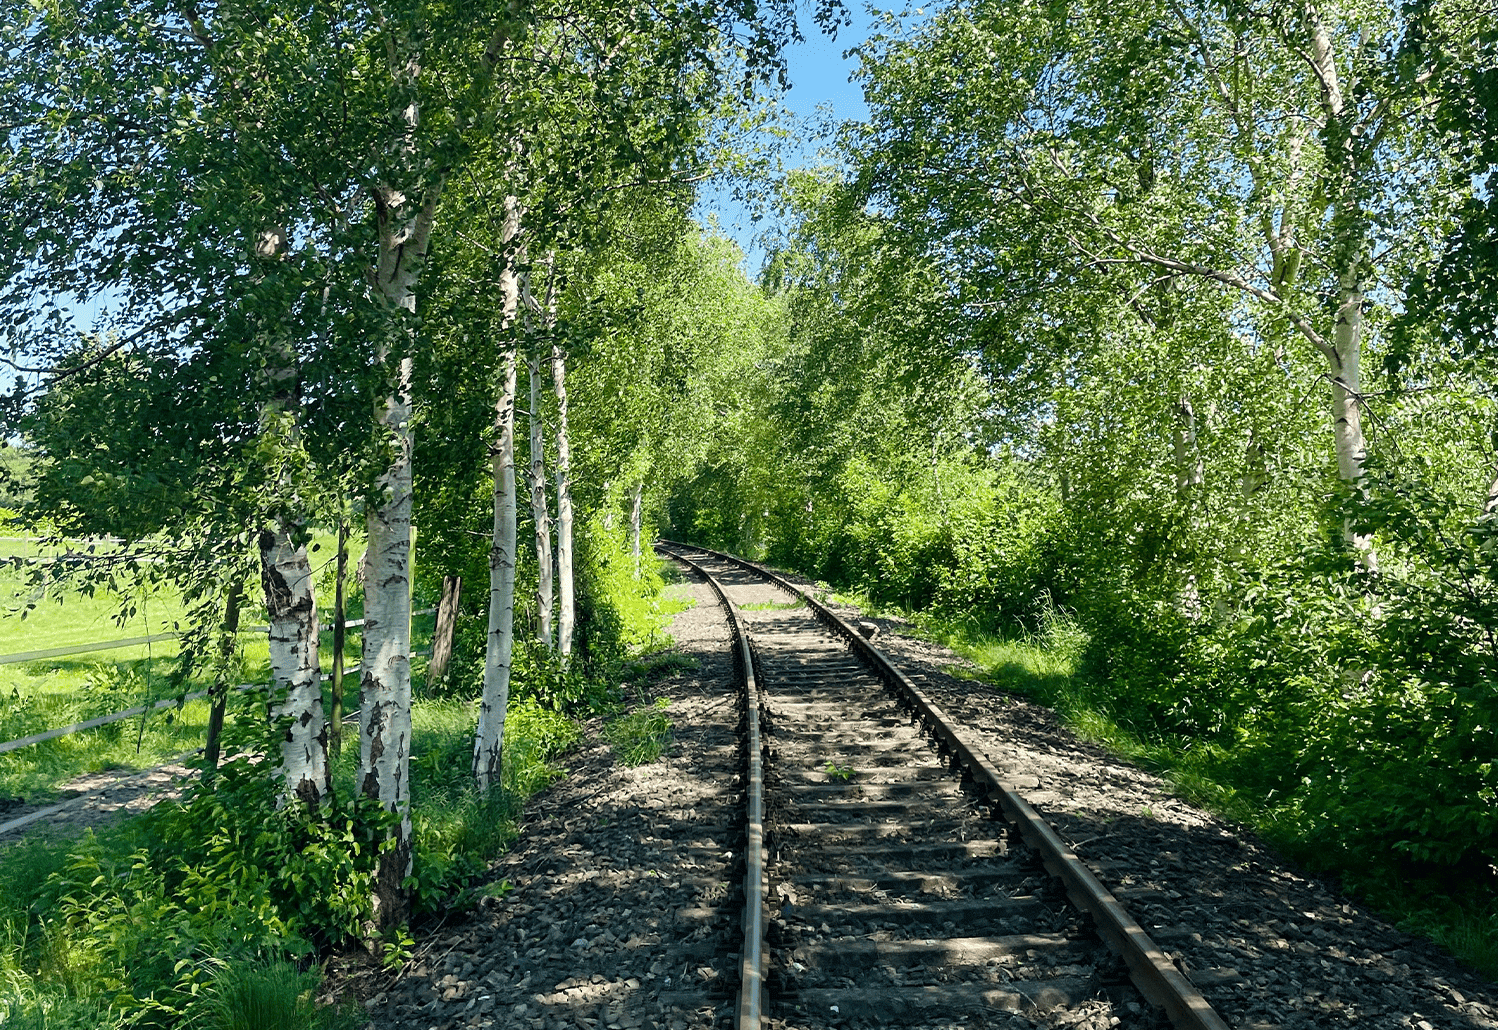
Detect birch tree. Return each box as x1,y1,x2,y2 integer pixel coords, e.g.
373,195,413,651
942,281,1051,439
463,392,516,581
848,0,1478,559
527,340,557,648
472,198,525,791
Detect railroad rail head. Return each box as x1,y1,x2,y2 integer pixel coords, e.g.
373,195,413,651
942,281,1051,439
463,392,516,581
656,543,768,1029
658,540,1231,1030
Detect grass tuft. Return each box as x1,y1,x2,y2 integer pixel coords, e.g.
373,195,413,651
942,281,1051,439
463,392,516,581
198,958,322,1030
604,699,672,766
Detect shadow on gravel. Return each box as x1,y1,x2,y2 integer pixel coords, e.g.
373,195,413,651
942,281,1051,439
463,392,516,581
361,572,744,1030
1029,800,1497,1029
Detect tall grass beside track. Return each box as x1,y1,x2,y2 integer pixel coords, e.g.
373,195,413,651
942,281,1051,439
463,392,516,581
0,695,579,1029
0,536,676,1027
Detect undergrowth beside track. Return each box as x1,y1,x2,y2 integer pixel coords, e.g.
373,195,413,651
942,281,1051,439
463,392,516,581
0,696,578,1029
0,546,688,1028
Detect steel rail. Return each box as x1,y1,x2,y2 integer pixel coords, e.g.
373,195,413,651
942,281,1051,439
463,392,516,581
656,544,766,1030
662,542,1230,1030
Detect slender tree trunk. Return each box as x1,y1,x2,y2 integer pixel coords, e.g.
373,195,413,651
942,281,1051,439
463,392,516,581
474,195,525,792
629,481,643,579
261,524,328,807
552,339,575,659
360,366,415,926
428,575,461,687
360,176,436,929
527,349,554,648
1307,5,1377,570
203,579,243,775
250,223,329,807
329,519,348,759
474,349,519,790
1172,397,1204,499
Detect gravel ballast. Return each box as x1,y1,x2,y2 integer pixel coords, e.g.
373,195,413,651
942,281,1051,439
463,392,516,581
357,559,1498,1030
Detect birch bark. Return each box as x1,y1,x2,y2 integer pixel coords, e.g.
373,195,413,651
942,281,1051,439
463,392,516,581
262,525,328,806
329,520,348,758
629,481,643,579
252,224,328,808
473,197,525,791
360,162,437,927
1172,397,1204,499
1306,6,1377,567
552,338,576,659
527,347,555,648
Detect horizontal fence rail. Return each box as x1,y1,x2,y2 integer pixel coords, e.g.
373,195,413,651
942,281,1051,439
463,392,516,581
0,610,437,666
0,610,436,754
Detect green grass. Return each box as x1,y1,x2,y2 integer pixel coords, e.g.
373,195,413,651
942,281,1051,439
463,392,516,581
196,959,326,1030
739,597,804,611
604,698,672,766
0,608,434,803
0,691,580,1027
0,530,368,657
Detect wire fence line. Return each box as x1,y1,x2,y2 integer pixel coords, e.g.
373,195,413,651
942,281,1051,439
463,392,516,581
0,609,437,754
0,611,435,666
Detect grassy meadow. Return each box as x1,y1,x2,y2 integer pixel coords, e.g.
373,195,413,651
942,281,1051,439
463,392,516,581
0,531,450,802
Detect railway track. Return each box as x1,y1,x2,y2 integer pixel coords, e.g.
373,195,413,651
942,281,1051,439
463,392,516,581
657,541,1229,1030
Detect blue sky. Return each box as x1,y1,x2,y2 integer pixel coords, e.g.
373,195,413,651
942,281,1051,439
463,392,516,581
695,6,885,270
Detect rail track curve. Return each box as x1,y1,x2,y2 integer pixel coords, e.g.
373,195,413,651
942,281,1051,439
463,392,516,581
657,541,1230,1030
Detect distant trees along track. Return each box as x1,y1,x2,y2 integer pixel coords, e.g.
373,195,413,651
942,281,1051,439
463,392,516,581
657,541,1230,1030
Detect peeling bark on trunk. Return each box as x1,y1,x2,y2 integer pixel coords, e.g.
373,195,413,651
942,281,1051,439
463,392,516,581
360,171,436,928
250,221,328,807
360,378,415,927
552,340,575,660
527,348,554,648
261,524,328,807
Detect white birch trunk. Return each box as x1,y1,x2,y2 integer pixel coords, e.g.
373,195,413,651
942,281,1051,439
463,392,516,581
474,349,518,790
360,167,436,926
1307,8,1377,570
527,347,555,648
474,198,524,791
629,481,643,579
360,357,415,924
552,339,575,659
1172,397,1204,498
251,223,328,807
261,526,328,807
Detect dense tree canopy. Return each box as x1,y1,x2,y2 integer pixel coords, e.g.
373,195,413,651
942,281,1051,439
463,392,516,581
3,0,1497,1012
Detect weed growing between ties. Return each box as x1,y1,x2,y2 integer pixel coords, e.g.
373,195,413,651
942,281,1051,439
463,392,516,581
739,597,805,611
